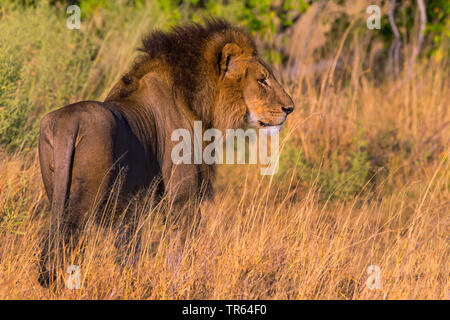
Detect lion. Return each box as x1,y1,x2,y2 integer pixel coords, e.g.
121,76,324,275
38,19,294,287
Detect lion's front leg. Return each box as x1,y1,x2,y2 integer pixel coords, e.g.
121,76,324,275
159,161,204,256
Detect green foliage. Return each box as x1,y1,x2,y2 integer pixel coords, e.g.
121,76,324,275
0,176,30,235
239,0,310,36
426,0,450,58
0,43,24,148
146,0,310,36
0,0,166,152
0,1,96,151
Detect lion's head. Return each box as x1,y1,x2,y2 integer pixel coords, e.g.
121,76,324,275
216,42,294,134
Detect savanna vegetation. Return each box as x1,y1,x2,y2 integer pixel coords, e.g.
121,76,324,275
0,0,448,299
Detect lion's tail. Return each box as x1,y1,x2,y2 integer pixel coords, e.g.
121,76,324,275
50,121,76,226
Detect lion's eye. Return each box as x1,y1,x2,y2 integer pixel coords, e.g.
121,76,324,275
258,78,268,86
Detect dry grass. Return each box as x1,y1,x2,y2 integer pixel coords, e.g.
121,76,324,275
0,2,448,300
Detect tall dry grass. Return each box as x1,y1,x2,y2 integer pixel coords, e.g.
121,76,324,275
0,2,448,299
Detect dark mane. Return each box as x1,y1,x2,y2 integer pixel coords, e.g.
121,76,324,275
140,18,233,62
137,18,257,105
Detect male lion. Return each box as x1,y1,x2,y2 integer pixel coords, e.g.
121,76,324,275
38,19,294,287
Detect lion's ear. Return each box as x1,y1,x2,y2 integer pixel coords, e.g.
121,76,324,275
219,43,244,78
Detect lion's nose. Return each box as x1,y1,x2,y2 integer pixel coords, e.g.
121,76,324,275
282,105,294,115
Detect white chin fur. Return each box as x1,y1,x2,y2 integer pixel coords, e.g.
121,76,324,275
260,125,282,136
246,112,282,135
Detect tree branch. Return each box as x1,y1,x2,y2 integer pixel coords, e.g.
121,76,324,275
387,0,402,78
408,0,427,77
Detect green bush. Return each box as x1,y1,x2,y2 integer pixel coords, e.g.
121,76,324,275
0,1,96,151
